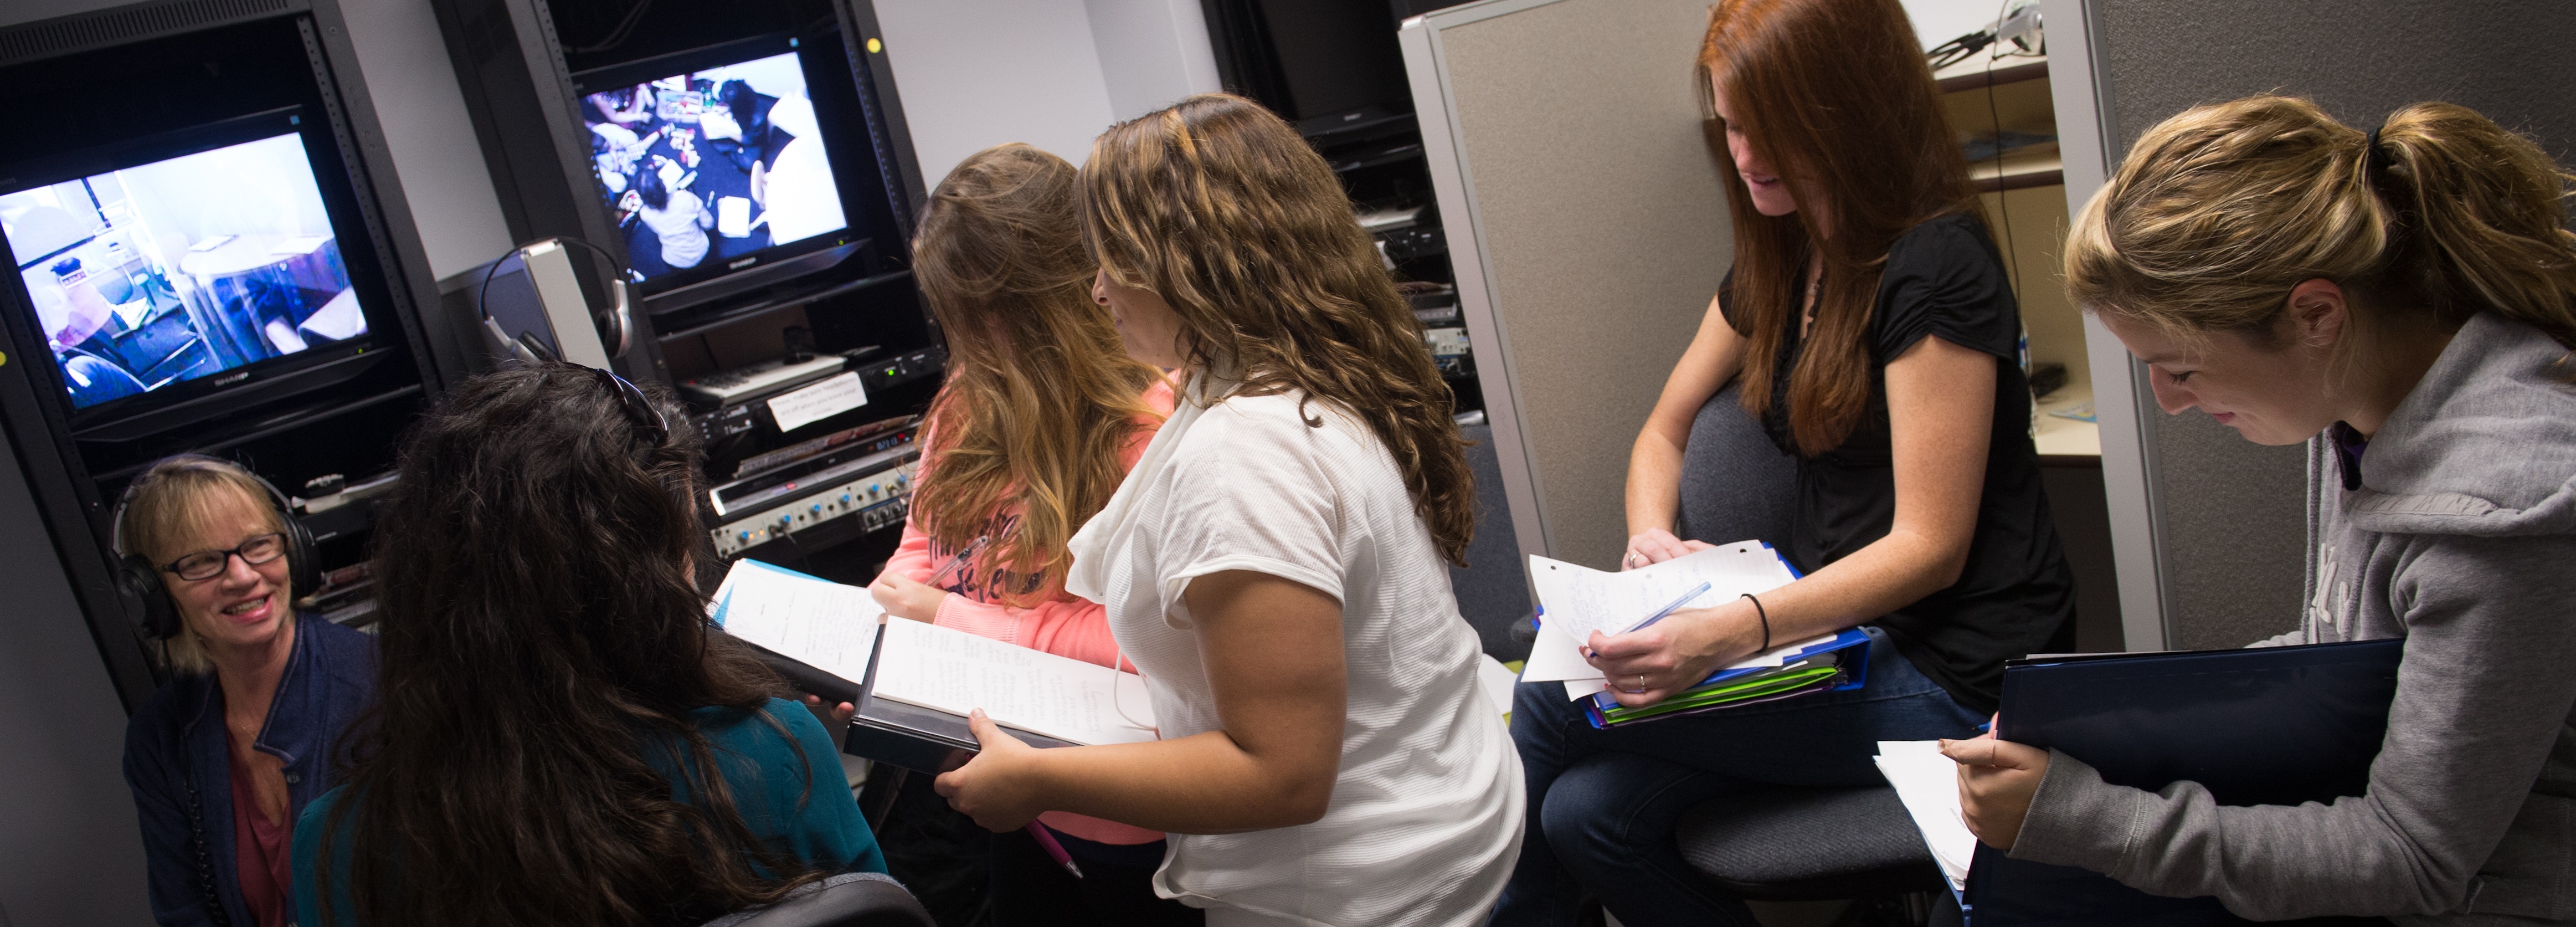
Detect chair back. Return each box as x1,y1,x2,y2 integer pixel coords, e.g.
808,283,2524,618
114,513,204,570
700,873,933,927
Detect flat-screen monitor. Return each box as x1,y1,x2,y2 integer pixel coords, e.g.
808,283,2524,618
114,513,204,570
1,115,375,414
575,38,852,291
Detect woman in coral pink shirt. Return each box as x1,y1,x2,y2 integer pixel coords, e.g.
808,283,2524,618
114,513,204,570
865,142,1187,926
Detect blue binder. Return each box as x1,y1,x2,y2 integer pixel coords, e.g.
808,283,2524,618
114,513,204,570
1963,638,2405,926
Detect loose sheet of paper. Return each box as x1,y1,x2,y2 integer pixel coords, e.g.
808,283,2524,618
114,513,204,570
1519,542,1801,695
711,559,886,684
872,618,1158,747
1874,740,1975,892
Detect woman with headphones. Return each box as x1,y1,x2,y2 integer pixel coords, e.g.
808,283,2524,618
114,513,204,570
117,454,376,927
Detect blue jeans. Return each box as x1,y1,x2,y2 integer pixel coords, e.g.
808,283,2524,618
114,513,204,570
1490,627,1984,927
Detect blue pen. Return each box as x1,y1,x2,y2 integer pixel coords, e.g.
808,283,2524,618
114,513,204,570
1622,581,1713,634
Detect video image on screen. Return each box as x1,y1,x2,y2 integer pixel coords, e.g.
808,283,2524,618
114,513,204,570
582,50,849,282
1,132,367,411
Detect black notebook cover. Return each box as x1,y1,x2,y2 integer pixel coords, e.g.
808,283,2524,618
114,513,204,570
1965,638,2404,926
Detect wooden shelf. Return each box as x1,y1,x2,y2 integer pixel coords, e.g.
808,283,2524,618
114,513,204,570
1969,145,2063,193
1934,51,2048,93
2033,380,2100,458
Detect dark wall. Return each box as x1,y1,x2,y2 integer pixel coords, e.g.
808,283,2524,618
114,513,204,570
2095,0,2576,648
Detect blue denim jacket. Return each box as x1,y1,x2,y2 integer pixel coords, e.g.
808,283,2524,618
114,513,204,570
122,614,376,926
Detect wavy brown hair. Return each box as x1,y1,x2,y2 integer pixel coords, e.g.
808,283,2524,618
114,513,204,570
1700,0,1987,454
909,143,1166,601
2067,96,2576,381
322,364,826,927
1081,94,1474,564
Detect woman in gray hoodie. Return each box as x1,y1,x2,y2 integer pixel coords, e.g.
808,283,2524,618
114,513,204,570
1945,95,2576,925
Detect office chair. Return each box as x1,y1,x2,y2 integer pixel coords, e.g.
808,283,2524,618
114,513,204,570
1659,384,1954,924
698,873,934,927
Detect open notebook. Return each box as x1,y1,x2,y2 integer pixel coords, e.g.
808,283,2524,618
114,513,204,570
711,559,1159,755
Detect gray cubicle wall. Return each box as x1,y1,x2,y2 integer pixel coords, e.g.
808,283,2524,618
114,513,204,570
2049,0,2576,649
1400,0,1734,571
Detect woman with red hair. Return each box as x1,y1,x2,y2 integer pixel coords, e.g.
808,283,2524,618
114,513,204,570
1494,0,2076,923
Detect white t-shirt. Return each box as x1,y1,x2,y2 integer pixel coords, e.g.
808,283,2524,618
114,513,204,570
1065,375,1523,927
637,190,710,269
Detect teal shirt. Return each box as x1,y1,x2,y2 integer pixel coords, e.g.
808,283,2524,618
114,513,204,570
291,698,885,925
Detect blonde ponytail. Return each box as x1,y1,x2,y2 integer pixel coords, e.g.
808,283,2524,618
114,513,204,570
2066,95,2576,376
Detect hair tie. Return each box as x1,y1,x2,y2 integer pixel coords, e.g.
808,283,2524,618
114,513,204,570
2363,125,2397,186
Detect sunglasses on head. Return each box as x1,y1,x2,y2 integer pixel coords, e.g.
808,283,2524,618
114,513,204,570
583,365,670,444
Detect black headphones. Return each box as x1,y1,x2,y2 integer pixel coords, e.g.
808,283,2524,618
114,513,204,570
110,455,321,639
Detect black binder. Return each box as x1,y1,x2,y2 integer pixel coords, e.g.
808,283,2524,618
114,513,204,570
1964,638,2405,926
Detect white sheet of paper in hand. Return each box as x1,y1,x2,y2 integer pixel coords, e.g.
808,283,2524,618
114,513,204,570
1874,740,1975,891
871,618,1157,747
1520,544,1801,698
709,559,886,684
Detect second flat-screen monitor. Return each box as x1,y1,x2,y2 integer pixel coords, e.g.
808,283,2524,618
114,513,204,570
1,115,373,414
576,38,850,288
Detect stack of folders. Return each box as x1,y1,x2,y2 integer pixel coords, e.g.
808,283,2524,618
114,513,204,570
1585,628,1871,727
710,559,1160,773
1514,542,1871,729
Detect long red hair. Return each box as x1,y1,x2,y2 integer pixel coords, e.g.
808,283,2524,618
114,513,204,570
1700,0,1985,454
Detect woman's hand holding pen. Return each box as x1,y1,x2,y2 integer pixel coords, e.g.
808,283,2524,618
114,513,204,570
1941,715,2049,850
870,573,946,623
935,709,1049,831
1583,598,1765,706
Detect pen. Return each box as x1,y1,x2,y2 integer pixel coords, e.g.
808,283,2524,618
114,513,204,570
1622,581,1713,634
925,536,989,590
1026,823,1084,879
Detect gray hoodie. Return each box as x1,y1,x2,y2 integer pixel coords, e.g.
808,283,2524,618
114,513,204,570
2011,311,2576,924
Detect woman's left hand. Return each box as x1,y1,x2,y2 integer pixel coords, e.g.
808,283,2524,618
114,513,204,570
1940,719,2050,849
870,573,946,623
1583,600,1761,706
933,710,1050,831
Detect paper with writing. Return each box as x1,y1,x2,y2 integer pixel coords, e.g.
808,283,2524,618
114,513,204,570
1519,543,1801,696
1875,740,1974,891
711,559,884,684
767,371,868,432
872,618,1158,746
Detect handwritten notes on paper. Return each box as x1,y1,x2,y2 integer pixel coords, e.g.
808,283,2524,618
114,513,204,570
767,371,868,432
873,618,1158,747
712,559,885,684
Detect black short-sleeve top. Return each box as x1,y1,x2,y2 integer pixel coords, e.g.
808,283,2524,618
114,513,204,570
1717,213,2075,714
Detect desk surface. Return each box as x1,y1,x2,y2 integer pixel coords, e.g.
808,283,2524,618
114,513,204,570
2034,380,2101,458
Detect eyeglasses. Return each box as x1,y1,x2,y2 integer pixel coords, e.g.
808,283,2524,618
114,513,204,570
585,366,670,444
162,532,288,582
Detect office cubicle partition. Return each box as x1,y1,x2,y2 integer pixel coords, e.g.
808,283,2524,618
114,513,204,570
1400,0,1736,571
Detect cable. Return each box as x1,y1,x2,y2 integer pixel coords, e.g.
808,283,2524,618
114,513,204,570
1983,0,2021,295
564,0,656,55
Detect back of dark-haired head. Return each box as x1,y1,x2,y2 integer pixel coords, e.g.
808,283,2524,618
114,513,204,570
1699,0,1984,454
637,161,671,211
721,79,759,126
324,363,820,927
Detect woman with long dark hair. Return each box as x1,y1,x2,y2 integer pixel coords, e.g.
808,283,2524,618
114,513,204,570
1947,95,2576,925
928,95,1521,927
289,363,885,927
1497,0,2076,923
867,142,1190,925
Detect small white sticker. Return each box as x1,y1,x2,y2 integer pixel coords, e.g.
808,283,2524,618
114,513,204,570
767,371,868,432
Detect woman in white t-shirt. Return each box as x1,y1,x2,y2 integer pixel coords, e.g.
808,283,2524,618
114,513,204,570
633,160,711,270
931,93,1523,927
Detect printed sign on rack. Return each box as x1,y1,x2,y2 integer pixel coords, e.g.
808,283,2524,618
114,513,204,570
768,371,868,432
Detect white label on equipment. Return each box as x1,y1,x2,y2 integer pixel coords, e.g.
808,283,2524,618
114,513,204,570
767,371,868,432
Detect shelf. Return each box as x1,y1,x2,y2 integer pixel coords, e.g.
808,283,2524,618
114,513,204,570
654,269,914,344
1934,51,2048,94
2033,380,2100,459
1969,145,2063,193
